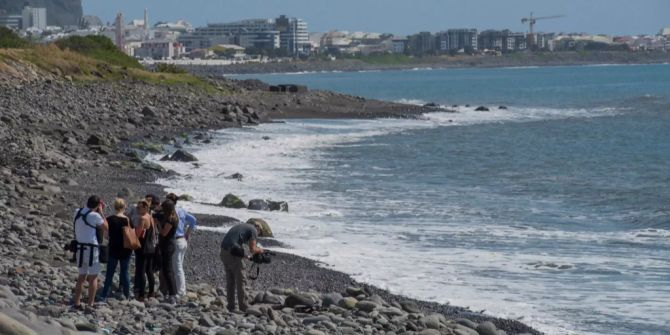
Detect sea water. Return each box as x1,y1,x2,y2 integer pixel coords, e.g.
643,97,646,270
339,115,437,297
154,64,670,335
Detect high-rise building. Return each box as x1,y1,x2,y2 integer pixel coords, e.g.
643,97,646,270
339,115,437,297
447,29,478,51
0,13,22,30
21,6,46,30
407,31,435,55
275,15,309,55
115,12,124,50
479,30,526,52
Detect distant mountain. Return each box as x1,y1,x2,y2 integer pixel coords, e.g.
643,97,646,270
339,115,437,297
0,0,83,27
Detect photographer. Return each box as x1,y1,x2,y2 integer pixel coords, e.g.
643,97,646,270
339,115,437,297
219,222,264,312
71,195,108,309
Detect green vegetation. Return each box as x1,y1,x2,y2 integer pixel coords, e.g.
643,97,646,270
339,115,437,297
155,63,187,74
55,35,141,69
131,141,164,154
343,53,417,65
0,34,224,95
0,27,29,48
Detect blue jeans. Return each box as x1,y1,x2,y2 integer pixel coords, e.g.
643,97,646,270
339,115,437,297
101,255,131,299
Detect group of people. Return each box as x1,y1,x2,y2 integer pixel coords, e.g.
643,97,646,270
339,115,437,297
71,193,197,308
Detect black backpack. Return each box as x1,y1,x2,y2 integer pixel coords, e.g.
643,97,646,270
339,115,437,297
143,219,159,255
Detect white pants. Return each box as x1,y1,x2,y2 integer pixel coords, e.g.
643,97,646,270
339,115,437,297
173,238,188,295
76,246,101,276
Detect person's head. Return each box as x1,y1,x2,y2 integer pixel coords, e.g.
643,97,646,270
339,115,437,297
250,221,263,235
86,195,101,210
113,198,126,213
166,193,178,204
137,200,150,216
145,194,160,211
161,200,178,225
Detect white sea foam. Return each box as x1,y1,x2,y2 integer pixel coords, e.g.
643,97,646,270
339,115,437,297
151,105,669,335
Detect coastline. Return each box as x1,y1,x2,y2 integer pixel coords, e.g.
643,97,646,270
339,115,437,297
183,50,670,75
0,72,540,334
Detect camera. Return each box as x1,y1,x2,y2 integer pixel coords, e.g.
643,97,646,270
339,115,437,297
64,240,78,252
251,251,275,264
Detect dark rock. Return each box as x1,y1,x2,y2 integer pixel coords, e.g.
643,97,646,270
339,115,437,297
284,292,319,308
476,321,498,335
142,106,159,118
223,173,243,181
219,194,246,209
268,200,289,212
160,150,198,162
248,199,270,211
498,106,508,110
262,136,271,141
85,135,104,146
475,106,490,112
401,300,421,314
322,292,343,307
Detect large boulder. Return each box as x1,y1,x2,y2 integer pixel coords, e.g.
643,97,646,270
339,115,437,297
476,321,498,335
160,150,198,162
283,292,320,308
474,106,490,112
247,218,273,237
248,199,270,211
219,194,246,209
268,200,289,212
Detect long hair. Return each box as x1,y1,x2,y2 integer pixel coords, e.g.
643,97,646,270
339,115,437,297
161,200,179,226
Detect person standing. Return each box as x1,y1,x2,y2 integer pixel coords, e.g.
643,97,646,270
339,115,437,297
166,193,197,297
134,200,158,301
72,195,108,308
100,198,133,300
219,222,264,312
133,194,160,295
156,199,179,303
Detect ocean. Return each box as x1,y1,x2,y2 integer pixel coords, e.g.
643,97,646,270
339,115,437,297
153,64,670,335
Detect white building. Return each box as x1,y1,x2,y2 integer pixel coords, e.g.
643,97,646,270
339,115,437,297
134,40,185,59
22,6,47,31
0,14,22,30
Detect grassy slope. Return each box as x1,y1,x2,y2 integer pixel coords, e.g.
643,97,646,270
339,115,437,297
0,37,221,94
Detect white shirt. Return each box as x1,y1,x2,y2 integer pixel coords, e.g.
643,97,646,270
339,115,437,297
73,208,104,245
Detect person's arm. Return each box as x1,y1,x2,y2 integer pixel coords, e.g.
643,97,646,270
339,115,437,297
97,205,109,233
160,222,173,237
248,239,263,255
184,212,197,240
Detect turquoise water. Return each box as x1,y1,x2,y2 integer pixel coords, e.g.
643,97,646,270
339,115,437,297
164,65,670,335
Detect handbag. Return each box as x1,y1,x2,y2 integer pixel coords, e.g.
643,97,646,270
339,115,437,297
123,218,141,250
99,244,109,264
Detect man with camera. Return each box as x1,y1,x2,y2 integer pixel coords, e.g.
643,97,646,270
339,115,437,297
71,195,108,309
220,221,264,312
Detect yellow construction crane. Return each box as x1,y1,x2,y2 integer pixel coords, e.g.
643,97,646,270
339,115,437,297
521,12,565,36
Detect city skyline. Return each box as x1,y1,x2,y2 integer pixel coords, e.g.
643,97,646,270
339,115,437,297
83,0,670,36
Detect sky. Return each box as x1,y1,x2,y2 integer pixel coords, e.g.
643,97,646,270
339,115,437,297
83,0,669,36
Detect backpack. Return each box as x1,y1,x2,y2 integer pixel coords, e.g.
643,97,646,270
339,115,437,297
143,218,159,255
72,208,108,265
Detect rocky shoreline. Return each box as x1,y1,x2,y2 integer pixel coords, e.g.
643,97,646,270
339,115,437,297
185,50,670,76
0,67,541,334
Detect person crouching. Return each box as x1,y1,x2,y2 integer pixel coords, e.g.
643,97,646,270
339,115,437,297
219,221,264,312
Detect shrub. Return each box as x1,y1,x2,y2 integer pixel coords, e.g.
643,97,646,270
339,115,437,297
155,63,186,74
0,27,29,48
54,35,141,68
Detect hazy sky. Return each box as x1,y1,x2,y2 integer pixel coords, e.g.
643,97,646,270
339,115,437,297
83,0,669,36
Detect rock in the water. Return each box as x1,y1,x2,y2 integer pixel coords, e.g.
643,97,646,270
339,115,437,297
248,199,270,211
247,218,273,237
268,200,289,212
178,194,194,202
224,173,244,181
498,106,508,110
160,149,198,162
219,194,246,209
475,106,490,112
